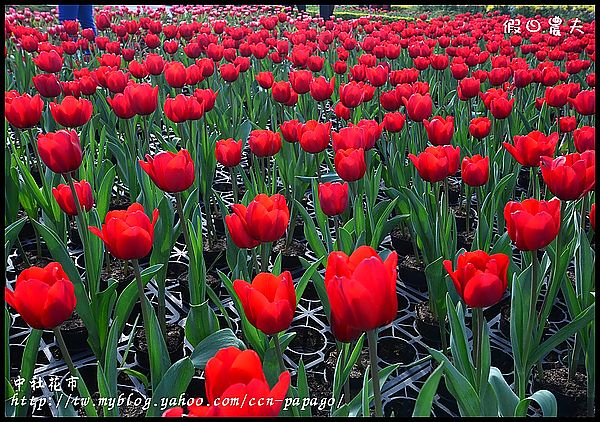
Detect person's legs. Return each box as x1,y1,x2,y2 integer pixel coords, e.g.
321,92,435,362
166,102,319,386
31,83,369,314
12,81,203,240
58,4,79,23
77,5,96,34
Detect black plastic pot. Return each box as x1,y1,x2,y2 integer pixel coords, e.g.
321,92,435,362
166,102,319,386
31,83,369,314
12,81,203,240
59,312,90,354
133,324,185,370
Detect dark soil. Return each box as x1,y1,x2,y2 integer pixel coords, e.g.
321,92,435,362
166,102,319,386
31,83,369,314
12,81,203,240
305,372,333,417
415,301,438,326
203,236,227,253
325,346,370,383
400,255,424,272
273,238,307,257
288,326,326,354
100,259,134,285
109,196,131,211
535,366,589,417
135,323,184,353
377,337,416,365
13,251,53,274
60,311,86,331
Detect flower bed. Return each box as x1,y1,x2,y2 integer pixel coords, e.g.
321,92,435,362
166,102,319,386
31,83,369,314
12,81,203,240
4,4,596,418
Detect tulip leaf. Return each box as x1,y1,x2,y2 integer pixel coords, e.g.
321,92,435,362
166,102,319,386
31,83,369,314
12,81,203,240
361,362,370,417
488,366,519,416
299,256,330,320
295,256,323,304
13,329,42,417
297,359,312,417
146,357,195,417
515,390,557,417
4,217,26,262
445,294,476,387
346,363,400,416
413,361,444,417
95,164,116,222
294,199,327,258
190,328,245,369
185,300,219,347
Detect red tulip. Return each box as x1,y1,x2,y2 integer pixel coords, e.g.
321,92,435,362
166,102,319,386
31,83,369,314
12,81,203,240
225,204,261,249
468,117,492,139
5,262,76,330
129,60,149,79
568,90,595,115
332,126,364,151
107,93,136,119
279,120,302,143
318,182,349,216
573,126,595,152
37,130,82,174
504,198,561,251
334,148,367,182
325,246,398,342
233,271,296,335
4,91,44,129
540,151,595,201
402,93,433,122
32,73,62,98
489,96,515,119
339,82,365,108
78,76,98,96
50,96,93,127
383,112,406,133
457,77,481,100
298,120,331,154
423,116,454,146
33,50,63,73
545,85,570,108
164,61,187,88
89,203,159,260
443,250,509,308
182,347,290,417
144,53,165,75
105,69,130,94
309,76,335,101
271,81,293,104
461,155,490,187
334,102,351,120
52,179,94,216
60,81,81,98
255,71,274,89
163,94,204,123
245,194,290,243
124,83,159,116
248,129,281,157
220,63,241,83
559,116,577,133
215,138,242,167
503,131,559,167
408,145,460,183
366,65,388,87
289,69,313,94
193,88,217,113
139,149,195,193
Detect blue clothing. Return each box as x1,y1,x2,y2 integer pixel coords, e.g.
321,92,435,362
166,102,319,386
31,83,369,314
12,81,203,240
58,5,96,34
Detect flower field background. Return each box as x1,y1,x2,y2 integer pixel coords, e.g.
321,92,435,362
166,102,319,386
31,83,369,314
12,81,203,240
4,4,596,418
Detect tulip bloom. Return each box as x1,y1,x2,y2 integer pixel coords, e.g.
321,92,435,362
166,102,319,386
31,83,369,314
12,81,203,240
233,271,296,335
334,148,367,182
52,180,94,216
544,85,570,108
107,93,136,119
318,182,349,216
89,203,159,260
503,131,559,167
540,152,595,201
309,76,335,101
164,61,187,88
37,130,82,174
169,347,290,417
248,130,282,157
443,251,509,308
325,246,398,342
215,138,242,167
468,117,492,139
220,63,241,83
504,198,561,251
279,120,302,143
50,96,93,127
423,116,454,146
573,126,595,152
489,96,515,119
355,119,383,150
226,204,261,249
568,90,595,115
245,194,290,243
32,73,62,98
408,145,460,183
559,116,577,133
5,262,76,330
33,50,63,73
4,91,44,129
163,94,204,123
255,71,274,89
457,77,481,100
334,102,351,120
402,93,433,121
332,126,365,151
271,81,293,104
124,83,159,116
297,120,331,154
383,112,406,133
339,82,365,108
289,69,313,94
139,150,195,193
461,155,490,187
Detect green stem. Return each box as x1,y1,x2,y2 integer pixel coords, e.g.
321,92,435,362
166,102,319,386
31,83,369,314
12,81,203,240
132,259,154,379
474,307,484,390
273,334,286,374
53,328,98,416
229,167,239,204
260,242,270,272
366,329,383,417
334,215,341,251
251,248,259,277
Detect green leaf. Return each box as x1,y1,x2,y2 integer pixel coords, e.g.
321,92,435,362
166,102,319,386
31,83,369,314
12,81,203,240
145,358,195,417
185,300,220,347
413,361,444,417
515,390,557,417
445,295,476,386
295,256,323,304
294,199,326,258
488,366,519,417
297,359,311,417
14,329,42,417
189,328,245,369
